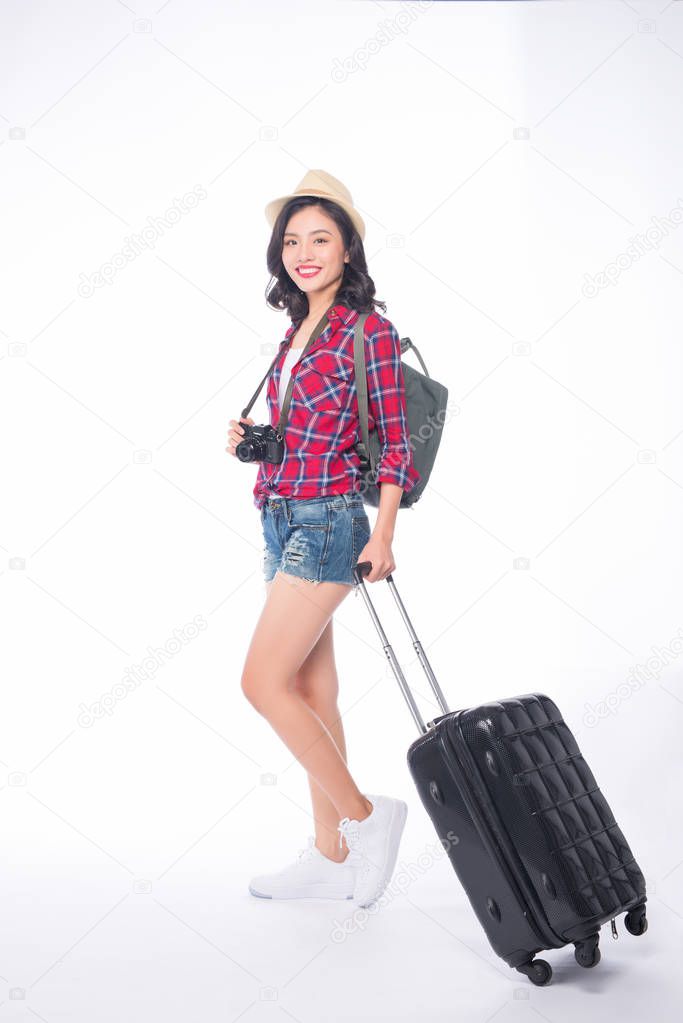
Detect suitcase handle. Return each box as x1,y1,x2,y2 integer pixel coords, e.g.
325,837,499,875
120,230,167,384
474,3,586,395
352,560,450,735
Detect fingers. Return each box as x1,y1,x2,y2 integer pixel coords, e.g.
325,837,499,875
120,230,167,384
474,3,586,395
225,417,253,456
365,561,395,583
358,550,395,584
225,424,242,456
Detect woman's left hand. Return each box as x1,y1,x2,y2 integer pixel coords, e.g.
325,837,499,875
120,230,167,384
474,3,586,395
357,533,395,583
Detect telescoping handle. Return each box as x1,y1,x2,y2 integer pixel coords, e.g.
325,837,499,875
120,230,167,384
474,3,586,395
352,561,450,735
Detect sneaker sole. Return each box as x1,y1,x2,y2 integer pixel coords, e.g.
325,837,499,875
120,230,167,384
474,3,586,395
249,884,354,900
354,798,408,908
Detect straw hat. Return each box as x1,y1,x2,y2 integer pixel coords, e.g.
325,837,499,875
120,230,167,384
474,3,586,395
265,169,366,241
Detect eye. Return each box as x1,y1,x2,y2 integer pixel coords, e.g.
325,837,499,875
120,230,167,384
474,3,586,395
283,238,329,246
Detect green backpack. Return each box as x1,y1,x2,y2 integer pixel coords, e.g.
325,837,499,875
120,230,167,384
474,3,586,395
352,312,449,509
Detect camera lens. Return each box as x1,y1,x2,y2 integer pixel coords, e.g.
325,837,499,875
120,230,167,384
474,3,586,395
235,441,256,462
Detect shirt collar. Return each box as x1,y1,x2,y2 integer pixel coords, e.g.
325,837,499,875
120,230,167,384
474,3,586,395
327,303,350,324
281,303,353,344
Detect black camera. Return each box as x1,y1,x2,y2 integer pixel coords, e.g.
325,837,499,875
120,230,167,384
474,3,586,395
235,423,285,464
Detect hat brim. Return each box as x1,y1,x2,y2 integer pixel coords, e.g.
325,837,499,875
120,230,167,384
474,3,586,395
265,193,365,242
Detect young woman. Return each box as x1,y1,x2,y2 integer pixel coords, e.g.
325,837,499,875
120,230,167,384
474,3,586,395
226,170,420,907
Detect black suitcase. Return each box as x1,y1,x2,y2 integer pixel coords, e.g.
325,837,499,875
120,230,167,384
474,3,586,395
352,562,648,986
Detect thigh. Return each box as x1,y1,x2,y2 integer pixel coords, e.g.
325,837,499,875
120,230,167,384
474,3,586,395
244,571,351,700
265,577,337,700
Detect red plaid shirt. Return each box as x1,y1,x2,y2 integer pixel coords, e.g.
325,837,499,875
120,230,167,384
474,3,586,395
252,303,420,510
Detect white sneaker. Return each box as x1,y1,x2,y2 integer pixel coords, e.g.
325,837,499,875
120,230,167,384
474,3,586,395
248,836,357,900
337,793,408,908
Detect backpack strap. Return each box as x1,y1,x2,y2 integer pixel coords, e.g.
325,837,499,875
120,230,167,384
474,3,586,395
353,312,373,472
400,337,430,377
353,316,428,473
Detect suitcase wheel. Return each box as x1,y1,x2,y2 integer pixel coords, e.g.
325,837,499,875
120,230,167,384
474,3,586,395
574,934,601,969
624,904,648,936
515,958,553,986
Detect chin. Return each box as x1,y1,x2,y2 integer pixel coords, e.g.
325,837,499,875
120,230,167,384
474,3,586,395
290,272,327,287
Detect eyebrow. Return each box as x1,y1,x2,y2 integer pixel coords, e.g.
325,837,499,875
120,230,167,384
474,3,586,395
283,229,333,237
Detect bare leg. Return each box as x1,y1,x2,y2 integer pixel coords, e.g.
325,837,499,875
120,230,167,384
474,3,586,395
295,619,353,862
243,570,372,827
266,579,354,861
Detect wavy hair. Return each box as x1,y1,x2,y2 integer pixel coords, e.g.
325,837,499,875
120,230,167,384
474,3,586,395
264,196,386,322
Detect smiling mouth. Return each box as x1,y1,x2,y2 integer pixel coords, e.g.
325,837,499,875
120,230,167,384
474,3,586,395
296,267,322,277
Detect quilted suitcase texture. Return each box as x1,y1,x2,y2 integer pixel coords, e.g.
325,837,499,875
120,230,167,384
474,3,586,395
352,562,648,986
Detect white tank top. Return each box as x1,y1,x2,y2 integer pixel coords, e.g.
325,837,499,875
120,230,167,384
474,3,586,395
278,346,302,409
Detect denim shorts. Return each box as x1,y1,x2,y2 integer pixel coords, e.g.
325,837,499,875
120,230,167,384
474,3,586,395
260,491,372,587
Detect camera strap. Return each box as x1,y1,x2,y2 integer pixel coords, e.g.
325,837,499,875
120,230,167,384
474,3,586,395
241,305,335,440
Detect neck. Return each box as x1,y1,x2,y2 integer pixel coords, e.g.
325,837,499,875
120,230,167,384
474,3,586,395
306,304,331,324
306,286,340,324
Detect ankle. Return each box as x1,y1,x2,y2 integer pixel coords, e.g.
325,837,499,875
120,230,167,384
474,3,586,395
340,796,373,824
316,841,348,863
358,797,373,820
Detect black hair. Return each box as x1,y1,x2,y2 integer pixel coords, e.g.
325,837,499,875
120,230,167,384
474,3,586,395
264,196,387,322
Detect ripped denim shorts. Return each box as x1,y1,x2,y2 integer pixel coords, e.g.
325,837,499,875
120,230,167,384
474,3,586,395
260,491,372,587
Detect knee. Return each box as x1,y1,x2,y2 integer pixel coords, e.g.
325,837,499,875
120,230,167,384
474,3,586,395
241,668,265,712
296,675,339,710
241,665,292,714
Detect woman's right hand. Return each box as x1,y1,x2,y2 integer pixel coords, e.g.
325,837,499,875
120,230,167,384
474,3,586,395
226,416,254,457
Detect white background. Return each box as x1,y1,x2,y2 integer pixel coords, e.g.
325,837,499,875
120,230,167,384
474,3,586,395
1,0,682,1020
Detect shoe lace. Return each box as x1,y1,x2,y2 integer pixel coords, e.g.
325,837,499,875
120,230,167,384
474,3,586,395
296,836,317,863
337,816,361,853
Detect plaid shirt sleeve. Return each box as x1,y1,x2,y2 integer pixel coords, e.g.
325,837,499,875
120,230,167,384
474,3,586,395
365,316,421,494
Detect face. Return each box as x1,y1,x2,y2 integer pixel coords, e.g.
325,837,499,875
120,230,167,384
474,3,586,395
282,205,349,309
